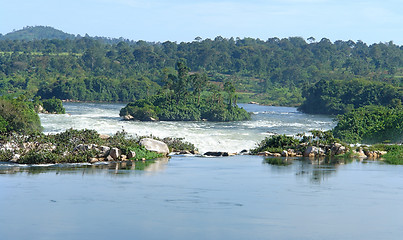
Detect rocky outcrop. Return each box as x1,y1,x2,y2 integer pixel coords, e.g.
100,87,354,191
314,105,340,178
204,151,236,157
139,138,169,155
303,146,325,157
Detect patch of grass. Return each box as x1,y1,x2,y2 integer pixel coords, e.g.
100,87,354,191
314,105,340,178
126,146,163,160
383,146,403,164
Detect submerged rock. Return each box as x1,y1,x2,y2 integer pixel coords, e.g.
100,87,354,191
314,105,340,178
203,151,236,157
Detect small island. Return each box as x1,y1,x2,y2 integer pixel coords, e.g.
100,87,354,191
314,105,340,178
120,61,251,122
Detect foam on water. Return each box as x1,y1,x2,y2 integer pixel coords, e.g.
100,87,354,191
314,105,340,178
40,103,336,153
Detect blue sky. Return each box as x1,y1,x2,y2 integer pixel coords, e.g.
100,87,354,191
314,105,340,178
1,0,402,44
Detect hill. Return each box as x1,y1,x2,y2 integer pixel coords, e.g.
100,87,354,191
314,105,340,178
0,26,76,41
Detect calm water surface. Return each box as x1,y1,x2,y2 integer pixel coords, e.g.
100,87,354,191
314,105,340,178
1,103,402,240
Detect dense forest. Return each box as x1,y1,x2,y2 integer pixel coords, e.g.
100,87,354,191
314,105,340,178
1,26,402,107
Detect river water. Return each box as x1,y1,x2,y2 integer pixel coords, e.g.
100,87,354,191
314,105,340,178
1,103,403,240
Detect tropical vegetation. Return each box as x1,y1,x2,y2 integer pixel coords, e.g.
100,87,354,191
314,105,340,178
1,26,402,107
120,61,251,121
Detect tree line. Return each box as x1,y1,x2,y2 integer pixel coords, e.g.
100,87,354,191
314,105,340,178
0,36,402,104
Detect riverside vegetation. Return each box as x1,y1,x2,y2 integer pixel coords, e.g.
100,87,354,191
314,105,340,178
120,61,251,121
250,131,403,165
1,26,402,107
0,26,402,163
0,97,196,164
0,128,197,164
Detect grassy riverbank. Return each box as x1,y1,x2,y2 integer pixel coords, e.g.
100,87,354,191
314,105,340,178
0,129,196,164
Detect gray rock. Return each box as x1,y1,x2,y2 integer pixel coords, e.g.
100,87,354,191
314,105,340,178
303,146,324,157
139,138,169,155
98,146,110,157
109,147,122,160
11,154,21,163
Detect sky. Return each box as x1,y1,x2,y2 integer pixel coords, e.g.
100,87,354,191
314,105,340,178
1,0,402,45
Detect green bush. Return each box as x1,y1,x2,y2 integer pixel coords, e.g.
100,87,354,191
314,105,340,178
0,97,42,134
251,135,299,154
42,98,65,114
333,105,403,144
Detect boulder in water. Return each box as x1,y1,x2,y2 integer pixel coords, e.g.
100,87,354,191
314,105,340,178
139,138,169,155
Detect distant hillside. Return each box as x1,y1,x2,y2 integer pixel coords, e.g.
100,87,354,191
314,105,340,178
0,26,76,41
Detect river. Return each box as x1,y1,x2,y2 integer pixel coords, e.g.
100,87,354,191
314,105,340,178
1,103,402,240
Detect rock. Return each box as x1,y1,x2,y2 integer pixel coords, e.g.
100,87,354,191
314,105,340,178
304,146,317,157
287,149,296,157
240,149,249,154
281,150,288,157
377,151,388,156
36,105,44,113
357,149,367,158
257,151,271,156
99,134,110,140
11,154,21,163
149,117,157,121
304,146,325,157
179,150,191,154
336,146,347,155
74,144,94,152
204,151,224,157
90,158,99,163
98,146,110,157
123,115,134,120
190,150,199,155
273,153,282,157
127,151,136,159
203,151,235,157
106,155,114,161
121,155,127,161
139,138,169,155
109,147,122,160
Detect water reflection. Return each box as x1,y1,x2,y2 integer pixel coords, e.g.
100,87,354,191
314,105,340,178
264,156,364,184
0,158,169,176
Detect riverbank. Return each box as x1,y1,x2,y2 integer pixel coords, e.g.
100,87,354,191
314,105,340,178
0,129,196,164
250,133,403,164
1,128,401,165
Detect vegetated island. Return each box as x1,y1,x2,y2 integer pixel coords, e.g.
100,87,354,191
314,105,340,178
0,96,197,164
120,61,251,122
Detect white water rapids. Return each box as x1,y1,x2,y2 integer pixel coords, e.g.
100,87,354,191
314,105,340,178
40,103,336,153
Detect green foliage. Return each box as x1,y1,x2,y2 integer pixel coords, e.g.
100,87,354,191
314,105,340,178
0,115,8,134
1,129,171,164
250,135,300,154
120,62,251,122
299,79,403,115
333,105,403,144
1,33,402,106
126,146,163,160
383,145,403,164
0,97,42,134
41,98,65,114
